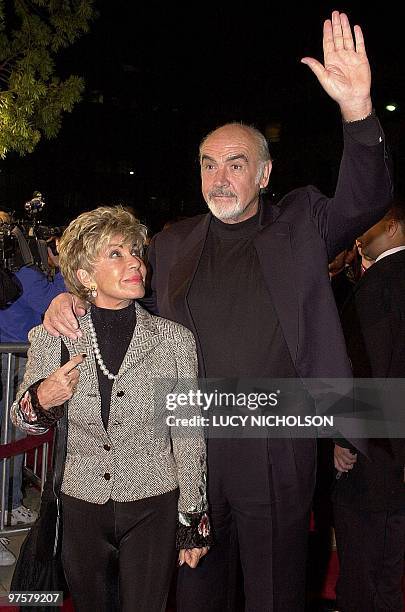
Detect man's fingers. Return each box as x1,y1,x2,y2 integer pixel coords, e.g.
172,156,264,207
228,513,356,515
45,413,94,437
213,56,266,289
322,19,334,57
51,296,83,339
335,457,349,472
334,446,357,472
59,304,80,330
186,551,198,569
43,322,61,338
339,451,356,463
334,458,344,471
183,550,195,567
72,295,88,318
183,548,208,568
300,57,326,83
353,24,366,56
43,294,82,338
179,547,209,569
75,306,87,317
331,10,344,51
340,13,354,51
48,317,81,340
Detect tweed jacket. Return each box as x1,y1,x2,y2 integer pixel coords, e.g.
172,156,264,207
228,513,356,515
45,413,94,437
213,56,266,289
11,302,208,515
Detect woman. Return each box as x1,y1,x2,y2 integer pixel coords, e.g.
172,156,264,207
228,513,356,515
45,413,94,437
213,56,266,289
11,206,211,612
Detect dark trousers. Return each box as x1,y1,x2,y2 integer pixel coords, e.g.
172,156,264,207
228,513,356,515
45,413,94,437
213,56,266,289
61,489,178,612
334,504,405,612
177,438,314,612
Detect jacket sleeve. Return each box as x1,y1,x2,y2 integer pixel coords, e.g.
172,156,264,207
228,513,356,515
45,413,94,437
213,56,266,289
169,327,213,549
308,115,393,260
10,325,62,435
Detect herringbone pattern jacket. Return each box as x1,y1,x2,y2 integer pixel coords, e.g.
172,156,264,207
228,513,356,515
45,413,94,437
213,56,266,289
11,303,208,514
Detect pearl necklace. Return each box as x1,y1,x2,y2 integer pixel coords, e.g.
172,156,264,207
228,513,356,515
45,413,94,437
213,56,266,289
88,314,116,380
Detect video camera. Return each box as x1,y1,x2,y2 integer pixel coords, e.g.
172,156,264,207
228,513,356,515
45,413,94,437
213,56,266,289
0,192,66,278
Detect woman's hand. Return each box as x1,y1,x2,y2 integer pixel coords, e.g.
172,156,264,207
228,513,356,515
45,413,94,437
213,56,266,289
178,547,209,569
37,354,86,409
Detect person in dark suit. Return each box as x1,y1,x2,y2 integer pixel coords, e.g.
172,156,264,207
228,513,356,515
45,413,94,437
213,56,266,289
333,201,405,612
42,11,392,611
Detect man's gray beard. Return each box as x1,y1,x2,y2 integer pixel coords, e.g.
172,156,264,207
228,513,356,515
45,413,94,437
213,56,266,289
206,197,246,222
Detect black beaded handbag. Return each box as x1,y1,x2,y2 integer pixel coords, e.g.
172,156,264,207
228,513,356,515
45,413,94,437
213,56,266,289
10,342,70,612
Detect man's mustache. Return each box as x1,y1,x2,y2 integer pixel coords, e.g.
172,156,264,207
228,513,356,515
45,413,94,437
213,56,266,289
208,189,236,198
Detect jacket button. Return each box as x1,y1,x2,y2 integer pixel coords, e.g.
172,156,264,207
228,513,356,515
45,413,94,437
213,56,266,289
104,472,111,480
103,444,111,451
117,390,124,397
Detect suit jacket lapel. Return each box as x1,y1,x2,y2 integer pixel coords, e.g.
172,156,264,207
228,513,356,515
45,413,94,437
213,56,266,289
167,213,211,331
254,219,299,365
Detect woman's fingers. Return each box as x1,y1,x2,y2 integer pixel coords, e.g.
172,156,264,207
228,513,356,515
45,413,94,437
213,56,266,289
60,354,86,375
178,549,186,566
36,355,86,408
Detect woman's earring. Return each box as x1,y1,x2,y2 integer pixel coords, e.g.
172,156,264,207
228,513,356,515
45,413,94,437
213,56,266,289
90,284,97,298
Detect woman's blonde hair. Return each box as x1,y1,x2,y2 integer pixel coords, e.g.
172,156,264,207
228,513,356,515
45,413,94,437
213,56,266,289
58,205,148,300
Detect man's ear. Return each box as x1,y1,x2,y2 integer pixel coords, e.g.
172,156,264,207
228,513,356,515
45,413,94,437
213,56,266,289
259,161,272,189
76,268,92,289
387,218,399,238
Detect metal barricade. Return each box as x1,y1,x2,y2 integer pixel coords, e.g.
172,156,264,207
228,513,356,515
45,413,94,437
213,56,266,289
0,343,50,535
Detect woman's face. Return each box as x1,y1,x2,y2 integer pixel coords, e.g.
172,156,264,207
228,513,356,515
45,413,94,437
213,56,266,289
78,234,146,309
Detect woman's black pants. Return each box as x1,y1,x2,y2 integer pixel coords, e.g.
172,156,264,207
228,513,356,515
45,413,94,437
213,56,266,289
61,489,178,612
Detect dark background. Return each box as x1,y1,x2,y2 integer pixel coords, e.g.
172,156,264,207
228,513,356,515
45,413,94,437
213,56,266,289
1,1,404,234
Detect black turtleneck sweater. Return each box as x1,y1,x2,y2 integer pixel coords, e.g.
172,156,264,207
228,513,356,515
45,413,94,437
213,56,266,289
187,212,296,379
90,302,136,430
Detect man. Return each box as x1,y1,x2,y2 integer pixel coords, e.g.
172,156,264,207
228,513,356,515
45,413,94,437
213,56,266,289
43,12,392,611
333,202,405,612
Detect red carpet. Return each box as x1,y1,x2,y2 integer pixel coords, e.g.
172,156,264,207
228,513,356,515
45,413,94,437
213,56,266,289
320,550,339,600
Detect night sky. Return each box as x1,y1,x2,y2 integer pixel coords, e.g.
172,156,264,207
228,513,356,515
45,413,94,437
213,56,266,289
1,2,404,234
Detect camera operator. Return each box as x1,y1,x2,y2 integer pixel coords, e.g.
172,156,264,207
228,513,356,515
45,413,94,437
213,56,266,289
0,209,21,309
0,207,66,566
46,234,62,278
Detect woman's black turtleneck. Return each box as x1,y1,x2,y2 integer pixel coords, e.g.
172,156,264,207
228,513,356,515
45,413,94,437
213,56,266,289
90,302,136,430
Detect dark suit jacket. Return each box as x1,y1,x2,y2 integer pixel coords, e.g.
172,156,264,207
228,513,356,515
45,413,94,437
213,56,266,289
333,249,405,511
143,120,392,500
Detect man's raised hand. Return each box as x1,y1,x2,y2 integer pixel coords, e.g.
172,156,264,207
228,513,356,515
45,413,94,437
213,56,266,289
43,293,87,340
301,11,372,121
